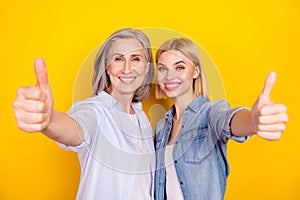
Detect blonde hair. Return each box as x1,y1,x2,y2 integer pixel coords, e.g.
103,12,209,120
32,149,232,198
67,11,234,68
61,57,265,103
155,38,210,99
92,28,154,102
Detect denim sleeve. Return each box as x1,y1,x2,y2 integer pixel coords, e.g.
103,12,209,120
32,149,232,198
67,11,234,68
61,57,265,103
209,100,251,143
58,102,100,152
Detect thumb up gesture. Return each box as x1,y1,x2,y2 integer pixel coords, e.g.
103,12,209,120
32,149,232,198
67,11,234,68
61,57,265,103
13,58,54,133
251,72,288,140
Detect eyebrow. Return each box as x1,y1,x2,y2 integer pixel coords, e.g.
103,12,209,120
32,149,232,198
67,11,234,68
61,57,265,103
110,53,144,57
130,54,144,57
157,60,186,67
174,60,186,65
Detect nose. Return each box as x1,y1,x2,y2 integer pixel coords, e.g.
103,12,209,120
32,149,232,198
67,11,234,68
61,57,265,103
166,68,176,80
121,60,133,74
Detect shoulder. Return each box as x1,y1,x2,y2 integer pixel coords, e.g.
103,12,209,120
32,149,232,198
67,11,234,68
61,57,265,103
189,98,230,115
68,96,106,116
192,99,231,124
207,100,231,113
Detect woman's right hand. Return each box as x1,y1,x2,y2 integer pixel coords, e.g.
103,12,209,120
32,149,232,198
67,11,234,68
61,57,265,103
13,58,54,133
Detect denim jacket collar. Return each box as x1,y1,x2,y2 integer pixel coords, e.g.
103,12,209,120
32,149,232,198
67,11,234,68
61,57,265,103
165,95,209,121
188,95,209,112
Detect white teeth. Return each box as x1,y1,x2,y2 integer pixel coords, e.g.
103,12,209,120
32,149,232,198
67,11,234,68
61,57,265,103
119,77,135,83
165,83,180,89
165,83,180,87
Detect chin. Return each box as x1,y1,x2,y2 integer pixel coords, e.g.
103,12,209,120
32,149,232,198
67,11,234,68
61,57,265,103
163,91,178,98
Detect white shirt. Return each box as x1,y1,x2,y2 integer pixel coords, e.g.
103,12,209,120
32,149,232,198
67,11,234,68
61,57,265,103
165,145,184,200
59,91,155,200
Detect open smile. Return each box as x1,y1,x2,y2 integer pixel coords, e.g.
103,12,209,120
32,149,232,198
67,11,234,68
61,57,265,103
119,77,136,84
164,82,181,91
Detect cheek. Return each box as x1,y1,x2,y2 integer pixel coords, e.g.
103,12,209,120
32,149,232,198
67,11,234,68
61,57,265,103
181,72,195,83
106,65,120,75
134,65,148,75
156,72,166,83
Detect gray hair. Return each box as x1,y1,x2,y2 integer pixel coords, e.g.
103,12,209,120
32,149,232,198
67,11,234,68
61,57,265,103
92,28,154,102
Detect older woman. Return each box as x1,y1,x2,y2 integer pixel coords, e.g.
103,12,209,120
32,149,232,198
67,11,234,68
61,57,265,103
13,28,155,200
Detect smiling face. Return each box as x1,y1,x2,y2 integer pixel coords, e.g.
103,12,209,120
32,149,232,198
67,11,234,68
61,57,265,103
156,50,199,100
106,38,149,99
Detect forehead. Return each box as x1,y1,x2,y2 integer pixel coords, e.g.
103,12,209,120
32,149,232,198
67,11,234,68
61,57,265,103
158,50,193,66
110,38,145,55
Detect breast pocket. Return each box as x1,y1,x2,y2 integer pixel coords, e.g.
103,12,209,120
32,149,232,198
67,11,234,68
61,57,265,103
179,127,215,164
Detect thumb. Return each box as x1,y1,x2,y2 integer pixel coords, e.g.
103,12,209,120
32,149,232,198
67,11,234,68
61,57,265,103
34,58,49,89
261,71,276,103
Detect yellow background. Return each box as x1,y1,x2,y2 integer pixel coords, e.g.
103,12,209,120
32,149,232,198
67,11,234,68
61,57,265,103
1,0,299,199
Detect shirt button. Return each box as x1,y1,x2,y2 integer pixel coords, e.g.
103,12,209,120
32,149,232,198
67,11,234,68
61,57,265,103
181,125,184,128
174,160,177,163
159,182,163,186
180,181,184,185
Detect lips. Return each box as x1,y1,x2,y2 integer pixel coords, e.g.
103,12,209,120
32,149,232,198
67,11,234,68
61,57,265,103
164,82,181,90
119,77,136,84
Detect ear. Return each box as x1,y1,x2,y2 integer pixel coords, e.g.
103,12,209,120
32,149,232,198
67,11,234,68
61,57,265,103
192,66,200,79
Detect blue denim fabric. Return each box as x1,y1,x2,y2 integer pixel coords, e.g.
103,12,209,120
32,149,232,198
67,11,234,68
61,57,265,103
154,96,250,200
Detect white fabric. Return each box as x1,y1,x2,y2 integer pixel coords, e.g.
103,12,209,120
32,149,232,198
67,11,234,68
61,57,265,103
59,91,155,200
129,114,153,200
165,145,185,200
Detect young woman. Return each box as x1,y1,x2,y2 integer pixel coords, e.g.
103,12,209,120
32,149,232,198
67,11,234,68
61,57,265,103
13,28,155,200
154,38,288,200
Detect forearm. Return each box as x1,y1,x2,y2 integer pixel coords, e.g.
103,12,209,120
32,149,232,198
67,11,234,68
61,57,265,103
230,109,255,137
42,110,84,146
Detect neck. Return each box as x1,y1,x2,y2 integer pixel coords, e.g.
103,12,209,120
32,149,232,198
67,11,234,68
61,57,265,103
173,90,196,119
109,91,135,114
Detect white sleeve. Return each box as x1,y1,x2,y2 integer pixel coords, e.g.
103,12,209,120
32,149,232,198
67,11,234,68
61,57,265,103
58,101,100,152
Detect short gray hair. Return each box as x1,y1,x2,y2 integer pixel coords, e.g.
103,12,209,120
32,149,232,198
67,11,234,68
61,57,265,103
92,28,154,102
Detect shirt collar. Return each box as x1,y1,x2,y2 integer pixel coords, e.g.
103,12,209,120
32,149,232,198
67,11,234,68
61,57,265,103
187,95,209,112
96,91,142,111
165,106,176,121
165,95,209,120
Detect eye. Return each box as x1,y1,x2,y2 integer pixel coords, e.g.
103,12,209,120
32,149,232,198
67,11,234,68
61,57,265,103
176,65,185,71
132,56,141,62
114,56,123,62
158,65,167,72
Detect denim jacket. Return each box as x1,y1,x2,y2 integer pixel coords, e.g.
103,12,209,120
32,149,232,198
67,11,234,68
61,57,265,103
154,96,250,200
